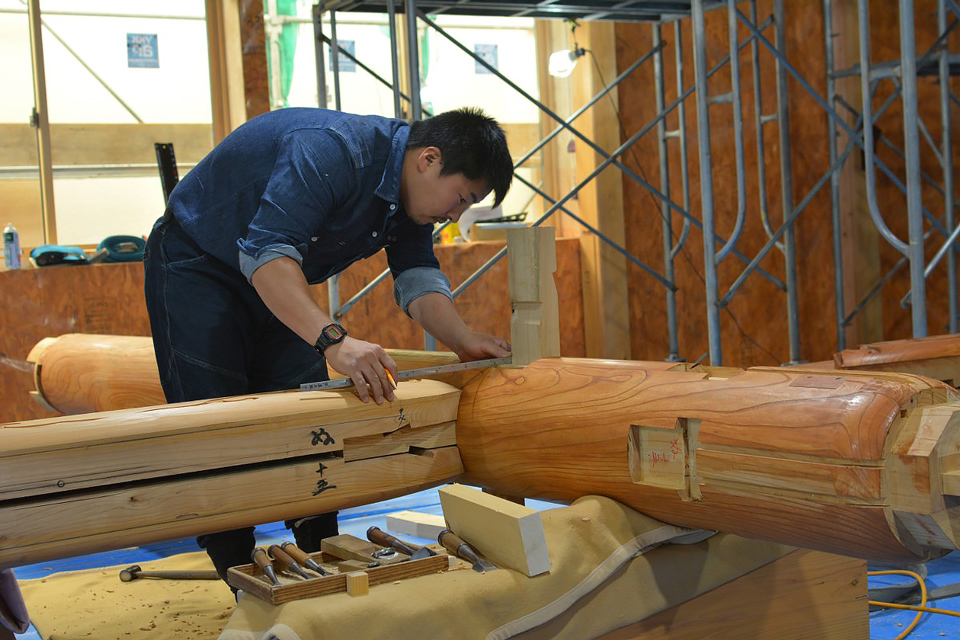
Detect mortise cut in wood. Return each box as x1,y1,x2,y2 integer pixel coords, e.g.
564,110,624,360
628,418,702,501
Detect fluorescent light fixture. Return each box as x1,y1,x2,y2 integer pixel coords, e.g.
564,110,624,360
548,47,585,78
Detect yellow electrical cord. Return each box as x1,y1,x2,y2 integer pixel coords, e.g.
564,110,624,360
867,569,928,640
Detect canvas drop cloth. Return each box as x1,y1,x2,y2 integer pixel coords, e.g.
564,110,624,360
221,496,794,640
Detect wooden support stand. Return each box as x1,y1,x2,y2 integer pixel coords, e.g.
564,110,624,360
592,550,867,640
507,226,561,366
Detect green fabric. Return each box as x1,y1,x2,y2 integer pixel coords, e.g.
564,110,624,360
265,0,299,107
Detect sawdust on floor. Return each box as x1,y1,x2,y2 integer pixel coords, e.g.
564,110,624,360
18,552,234,640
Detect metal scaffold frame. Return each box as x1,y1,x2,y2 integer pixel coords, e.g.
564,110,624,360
297,0,959,364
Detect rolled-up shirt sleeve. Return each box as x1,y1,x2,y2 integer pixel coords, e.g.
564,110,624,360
237,129,353,283
394,266,453,315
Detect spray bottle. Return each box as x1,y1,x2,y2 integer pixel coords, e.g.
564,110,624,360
3,222,21,270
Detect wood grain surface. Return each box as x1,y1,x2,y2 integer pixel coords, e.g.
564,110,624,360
0,379,460,501
456,358,960,563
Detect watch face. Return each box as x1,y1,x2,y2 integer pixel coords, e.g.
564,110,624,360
324,324,345,341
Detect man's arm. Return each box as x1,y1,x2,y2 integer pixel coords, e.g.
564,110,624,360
408,292,511,361
250,256,398,404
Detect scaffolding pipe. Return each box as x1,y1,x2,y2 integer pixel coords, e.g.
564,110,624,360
773,0,801,363
335,10,784,324
420,8,785,293
692,0,724,365
37,15,143,123
513,46,661,171
716,0,747,264
751,0,781,254
823,0,847,350
857,0,909,255
898,0,928,336
721,125,860,307
386,0,402,118
317,32,426,114
940,0,959,332
405,0,422,120
330,10,343,111
312,5,328,109
653,23,681,361
672,19,693,261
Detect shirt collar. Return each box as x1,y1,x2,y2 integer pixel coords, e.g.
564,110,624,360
375,124,409,211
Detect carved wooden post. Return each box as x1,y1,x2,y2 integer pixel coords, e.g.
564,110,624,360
507,226,561,366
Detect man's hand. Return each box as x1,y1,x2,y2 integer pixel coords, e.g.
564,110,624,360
453,332,511,362
324,337,399,404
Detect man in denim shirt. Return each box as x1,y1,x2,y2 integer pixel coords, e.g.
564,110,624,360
143,107,513,590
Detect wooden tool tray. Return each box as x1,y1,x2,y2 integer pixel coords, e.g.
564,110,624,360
227,548,451,604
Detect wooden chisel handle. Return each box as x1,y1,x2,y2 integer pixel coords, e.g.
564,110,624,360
268,544,313,580
280,541,329,575
367,526,419,556
438,529,479,564
251,547,281,586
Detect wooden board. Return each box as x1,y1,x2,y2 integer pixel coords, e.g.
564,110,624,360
386,511,448,541
0,379,460,501
439,483,550,576
589,549,867,640
0,446,462,569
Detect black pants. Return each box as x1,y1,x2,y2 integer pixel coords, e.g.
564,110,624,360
143,216,338,587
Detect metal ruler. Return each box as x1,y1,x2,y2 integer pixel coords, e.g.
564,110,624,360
299,356,512,392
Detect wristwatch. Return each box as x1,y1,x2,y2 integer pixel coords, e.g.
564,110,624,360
314,323,347,356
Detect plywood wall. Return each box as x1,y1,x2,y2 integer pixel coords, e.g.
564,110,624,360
614,0,957,367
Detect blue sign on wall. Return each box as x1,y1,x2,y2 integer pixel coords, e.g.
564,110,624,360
474,44,498,74
127,34,159,68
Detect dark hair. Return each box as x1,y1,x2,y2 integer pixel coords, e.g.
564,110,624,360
407,107,513,207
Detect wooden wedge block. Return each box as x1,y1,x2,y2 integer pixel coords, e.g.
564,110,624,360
439,483,551,576
321,534,404,565
385,510,447,541
345,571,369,596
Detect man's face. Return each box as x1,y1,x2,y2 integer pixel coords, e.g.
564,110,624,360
404,147,490,226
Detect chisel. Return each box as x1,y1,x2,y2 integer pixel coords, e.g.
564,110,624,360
367,526,436,560
438,529,498,573
279,541,330,576
268,544,315,580
251,547,281,586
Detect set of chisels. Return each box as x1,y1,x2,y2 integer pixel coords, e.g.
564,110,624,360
228,525,499,604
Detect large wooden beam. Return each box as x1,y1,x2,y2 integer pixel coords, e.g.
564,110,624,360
456,358,960,564
26,333,462,414
0,380,462,568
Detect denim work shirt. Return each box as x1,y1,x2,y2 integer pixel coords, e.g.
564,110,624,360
165,108,450,313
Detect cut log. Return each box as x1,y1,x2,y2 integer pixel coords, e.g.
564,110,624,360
26,333,462,414
455,358,960,564
0,379,460,501
0,380,463,568
789,333,960,388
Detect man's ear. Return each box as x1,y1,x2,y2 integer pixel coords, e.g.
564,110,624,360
417,146,443,172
